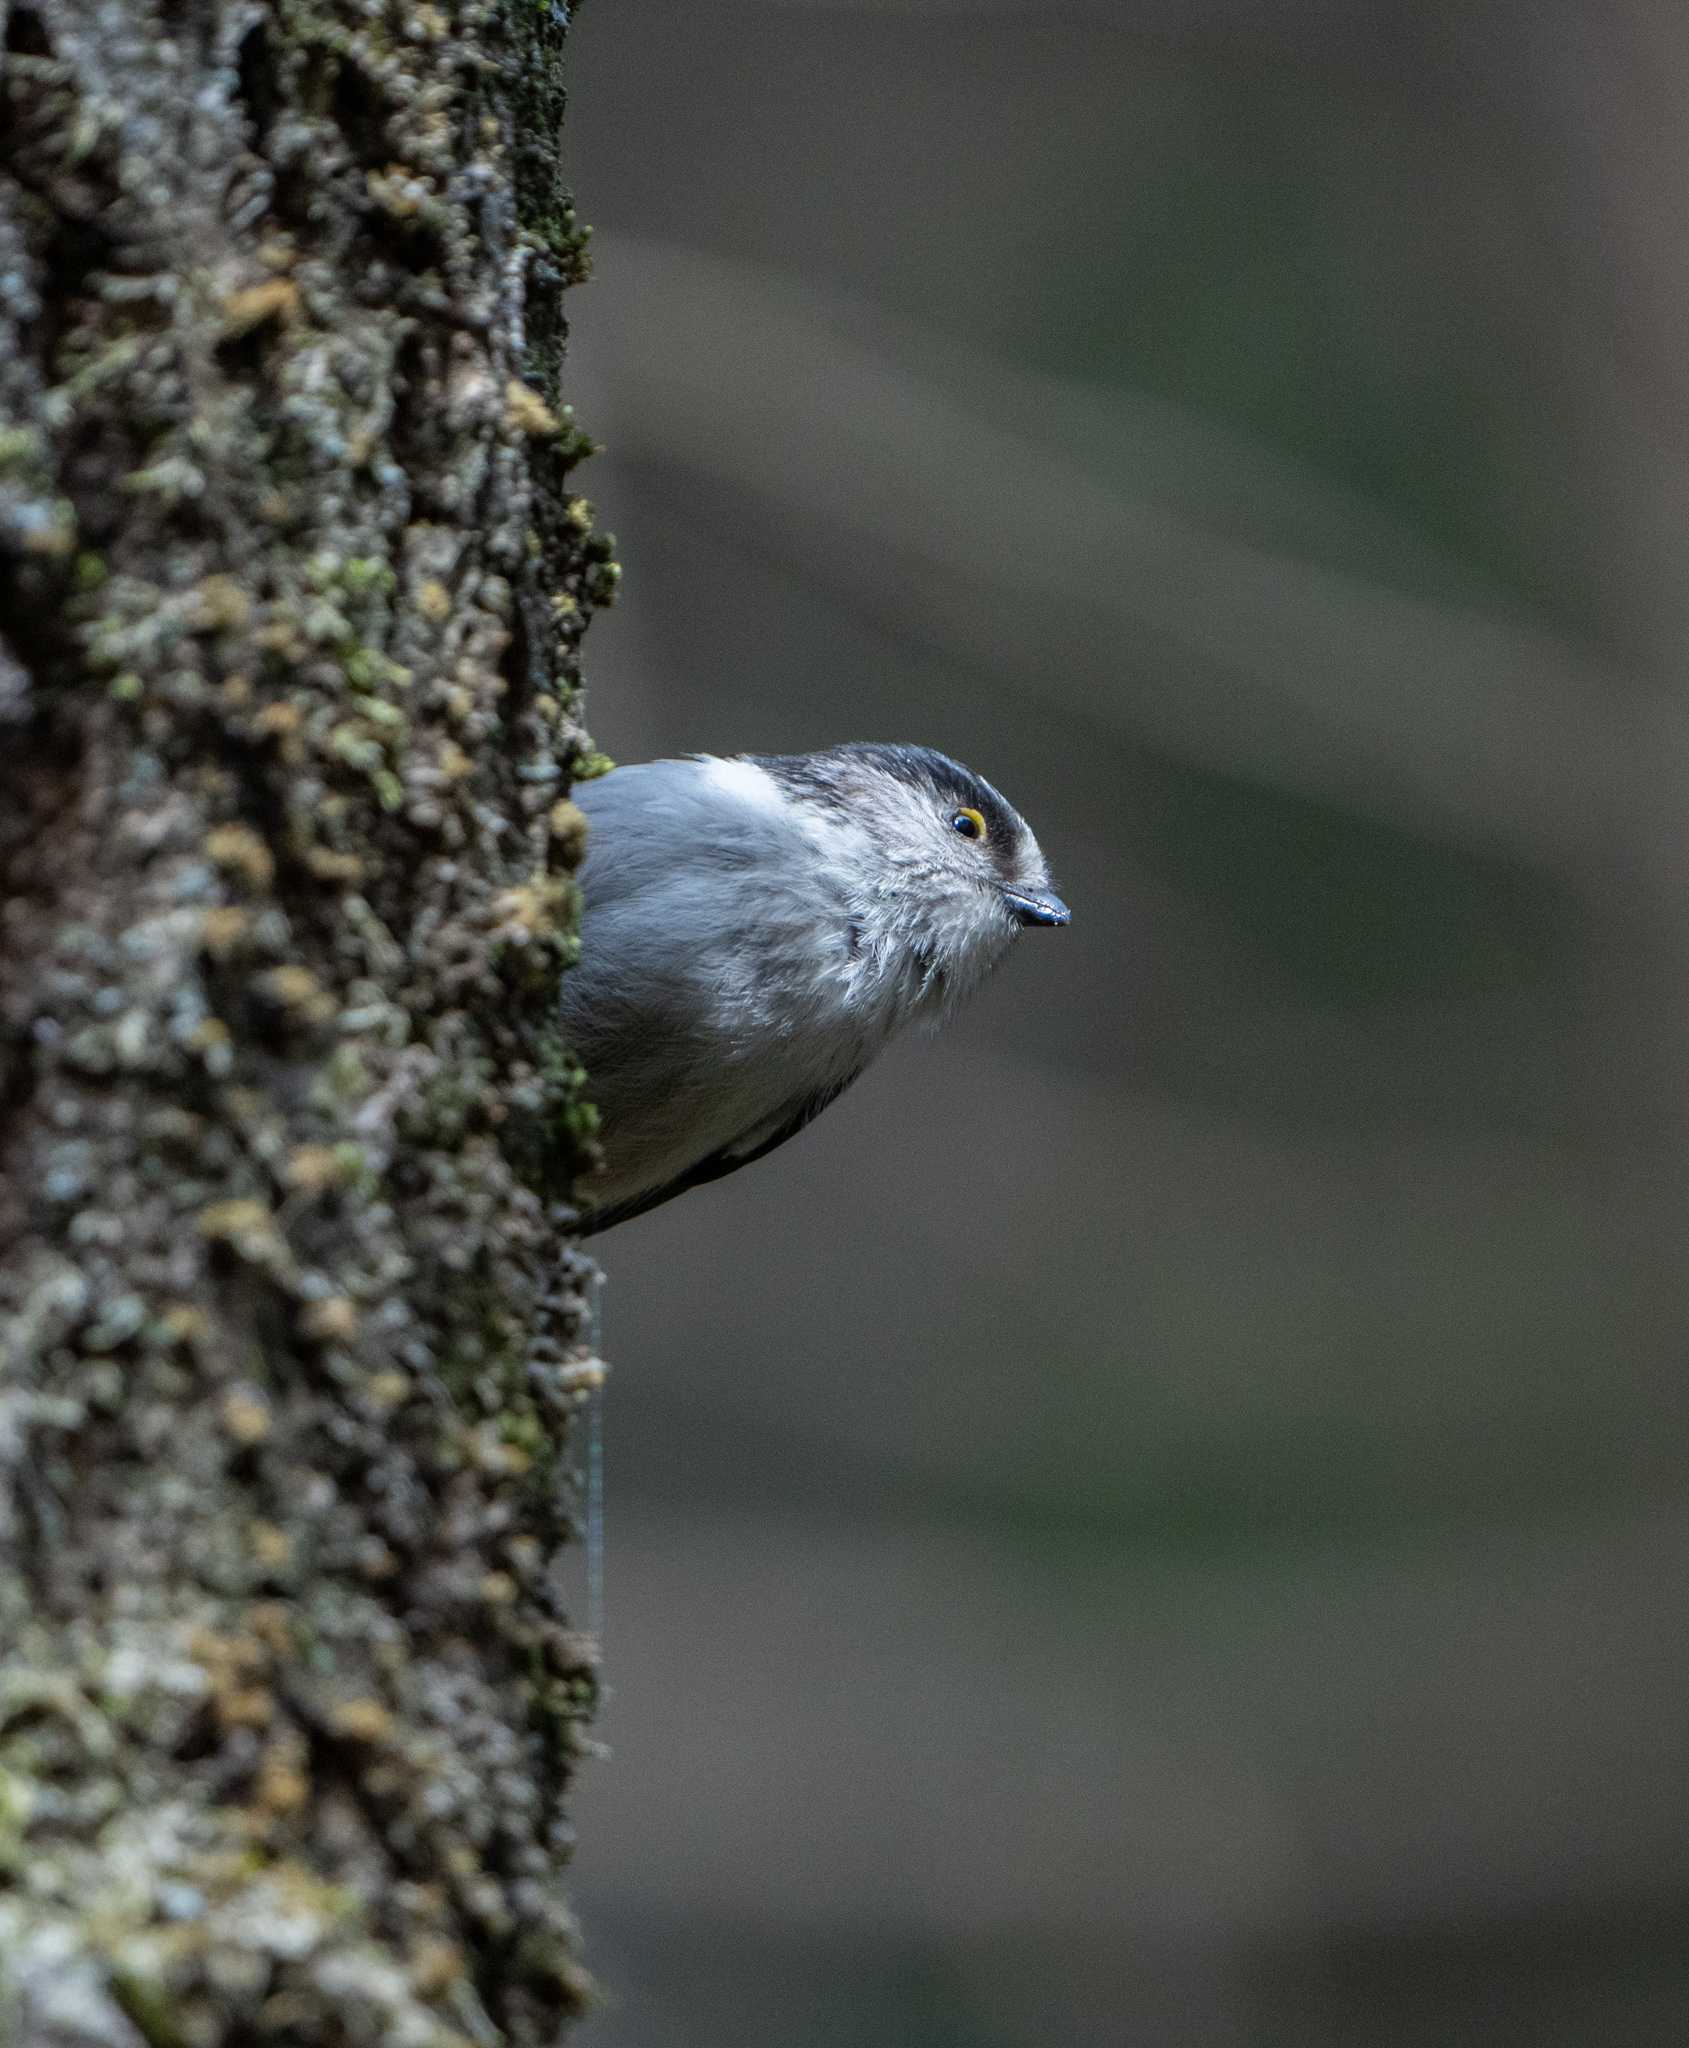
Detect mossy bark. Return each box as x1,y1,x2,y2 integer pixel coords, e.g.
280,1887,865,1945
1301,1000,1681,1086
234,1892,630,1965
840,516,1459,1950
0,0,612,2038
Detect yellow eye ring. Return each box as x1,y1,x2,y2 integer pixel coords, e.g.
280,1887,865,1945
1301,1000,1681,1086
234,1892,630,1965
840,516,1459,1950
950,806,987,841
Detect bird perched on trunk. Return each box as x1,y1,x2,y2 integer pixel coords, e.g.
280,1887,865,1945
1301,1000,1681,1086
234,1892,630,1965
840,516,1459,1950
562,742,1070,1233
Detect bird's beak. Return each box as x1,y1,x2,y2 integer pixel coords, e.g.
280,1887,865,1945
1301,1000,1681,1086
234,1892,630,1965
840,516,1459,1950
1003,888,1070,927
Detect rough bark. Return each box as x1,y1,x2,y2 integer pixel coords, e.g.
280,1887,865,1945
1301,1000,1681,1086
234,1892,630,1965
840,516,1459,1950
0,0,613,2038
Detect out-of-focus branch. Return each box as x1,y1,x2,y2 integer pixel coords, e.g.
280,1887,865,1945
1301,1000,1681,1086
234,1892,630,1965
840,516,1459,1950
574,239,1664,871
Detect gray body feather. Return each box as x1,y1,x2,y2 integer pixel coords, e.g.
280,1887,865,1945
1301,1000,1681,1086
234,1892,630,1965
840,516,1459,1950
561,746,1066,1231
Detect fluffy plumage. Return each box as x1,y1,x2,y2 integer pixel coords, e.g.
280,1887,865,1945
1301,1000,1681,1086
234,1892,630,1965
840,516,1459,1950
562,743,1068,1232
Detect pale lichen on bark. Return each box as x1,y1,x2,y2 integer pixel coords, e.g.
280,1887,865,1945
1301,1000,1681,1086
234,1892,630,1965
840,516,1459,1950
0,0,613,2039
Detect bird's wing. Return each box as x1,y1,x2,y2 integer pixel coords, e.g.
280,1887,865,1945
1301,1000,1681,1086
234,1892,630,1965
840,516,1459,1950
575,1067,865,1236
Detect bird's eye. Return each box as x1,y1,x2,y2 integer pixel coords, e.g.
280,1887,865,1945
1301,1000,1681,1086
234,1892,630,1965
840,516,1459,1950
950,807,987,841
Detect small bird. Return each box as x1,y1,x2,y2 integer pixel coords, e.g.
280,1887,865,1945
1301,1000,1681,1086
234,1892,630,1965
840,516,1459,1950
562,742,1070,1233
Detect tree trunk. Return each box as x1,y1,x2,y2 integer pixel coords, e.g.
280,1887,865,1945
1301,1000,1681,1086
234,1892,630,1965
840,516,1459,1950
0,0,613,2036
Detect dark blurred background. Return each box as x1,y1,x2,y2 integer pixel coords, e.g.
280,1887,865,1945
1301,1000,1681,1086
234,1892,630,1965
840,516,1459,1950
558,4,1689,2042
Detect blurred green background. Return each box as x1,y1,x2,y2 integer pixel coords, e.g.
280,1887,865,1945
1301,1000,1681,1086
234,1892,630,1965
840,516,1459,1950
560,3,1689,2041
